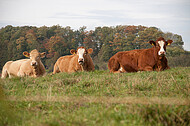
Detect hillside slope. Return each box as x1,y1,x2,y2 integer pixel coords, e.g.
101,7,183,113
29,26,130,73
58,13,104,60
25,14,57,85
0,67,190,125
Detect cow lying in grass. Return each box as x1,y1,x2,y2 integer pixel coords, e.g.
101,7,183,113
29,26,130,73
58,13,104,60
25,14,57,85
53,47,95,73
1,49,46,78
108,37,172,73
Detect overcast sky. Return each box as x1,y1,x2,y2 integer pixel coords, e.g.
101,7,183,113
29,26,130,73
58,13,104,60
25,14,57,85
0,0,190,50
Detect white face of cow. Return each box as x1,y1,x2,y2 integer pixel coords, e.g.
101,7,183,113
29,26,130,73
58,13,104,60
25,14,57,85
70,47,93,65
158,40,166,56
77,48,86,65
149,37,173,57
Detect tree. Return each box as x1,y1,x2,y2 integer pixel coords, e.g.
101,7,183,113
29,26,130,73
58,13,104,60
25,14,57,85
98,26,114,61
134,27,163,49
83,30,98,57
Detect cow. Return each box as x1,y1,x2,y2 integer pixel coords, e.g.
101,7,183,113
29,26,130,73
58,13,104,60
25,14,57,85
1,49,46,78
53,47,95,74
108,37,173,73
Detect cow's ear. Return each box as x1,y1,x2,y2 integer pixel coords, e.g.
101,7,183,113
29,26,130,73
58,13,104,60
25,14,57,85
23,51,30,57
167,40,173,46
40,52,46,58
70,49,76,54
87,48,93,54
149,40,156,46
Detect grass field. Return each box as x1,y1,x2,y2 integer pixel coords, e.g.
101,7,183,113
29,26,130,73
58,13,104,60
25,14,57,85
0,67,190,126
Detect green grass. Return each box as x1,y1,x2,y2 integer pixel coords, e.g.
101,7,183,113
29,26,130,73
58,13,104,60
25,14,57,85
0,67,190,126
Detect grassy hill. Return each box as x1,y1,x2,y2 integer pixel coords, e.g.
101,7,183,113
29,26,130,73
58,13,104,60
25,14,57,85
0,67,190,126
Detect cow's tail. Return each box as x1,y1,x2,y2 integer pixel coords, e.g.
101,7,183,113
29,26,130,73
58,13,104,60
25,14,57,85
108,57,120,73
53,62,60,74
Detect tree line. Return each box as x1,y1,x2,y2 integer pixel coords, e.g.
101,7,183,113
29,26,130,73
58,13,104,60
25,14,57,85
0,25,189,72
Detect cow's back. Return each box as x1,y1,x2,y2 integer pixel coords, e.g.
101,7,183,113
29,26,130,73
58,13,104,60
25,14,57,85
8,59,28,76
120,50,142,72
137,48,158,71
3,61,13,71
54,55,74,73
108,50,142,72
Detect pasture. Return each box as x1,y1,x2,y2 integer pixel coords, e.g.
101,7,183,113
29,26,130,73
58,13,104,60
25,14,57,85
0,67,190,126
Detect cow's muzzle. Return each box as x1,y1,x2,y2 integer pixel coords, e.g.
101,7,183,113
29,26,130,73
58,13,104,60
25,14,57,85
159,51,165,56
158,51,166,56
78,58,84,65
31,61,37,66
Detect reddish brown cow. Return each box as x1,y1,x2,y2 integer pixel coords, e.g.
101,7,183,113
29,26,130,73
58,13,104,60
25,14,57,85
53,47,95,73
108,37,172,73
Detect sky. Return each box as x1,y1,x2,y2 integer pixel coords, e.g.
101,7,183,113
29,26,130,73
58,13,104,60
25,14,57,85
0,0,190,51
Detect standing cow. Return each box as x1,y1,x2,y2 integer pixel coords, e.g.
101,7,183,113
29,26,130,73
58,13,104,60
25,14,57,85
108,37,172,73
1,49,46,78
53,47,95,73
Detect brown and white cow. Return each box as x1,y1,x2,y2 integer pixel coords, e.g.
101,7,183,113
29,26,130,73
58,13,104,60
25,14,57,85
108,37,172,73
1,49,46,78
53,47,95,73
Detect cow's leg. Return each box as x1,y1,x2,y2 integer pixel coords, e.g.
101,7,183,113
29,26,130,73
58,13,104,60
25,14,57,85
18,70,25,77
110,66,126,73
119,66,126,73
68,69,77,73
53,63,60,74
110,70,122,73
109,68,122,73
8,74,13,78
142,66,153,71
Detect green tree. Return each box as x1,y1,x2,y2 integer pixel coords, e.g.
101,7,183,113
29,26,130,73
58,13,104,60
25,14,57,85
134,27,163,49
163,32,184,49
98,26,114,61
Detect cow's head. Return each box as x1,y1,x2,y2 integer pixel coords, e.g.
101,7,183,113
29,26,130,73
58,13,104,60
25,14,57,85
149,37,173,56
23,49,46,67
70,47,93,65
